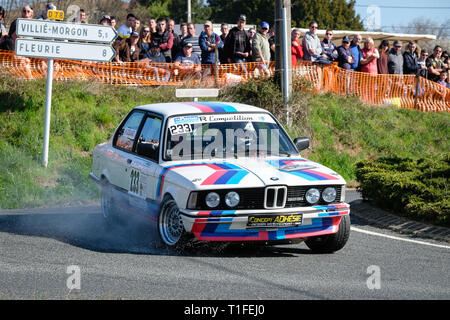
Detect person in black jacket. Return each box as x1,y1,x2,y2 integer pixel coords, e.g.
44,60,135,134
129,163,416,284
403,40,425,75
151,18,173,62
321,29,338,61
224,14,251,64
337,36,354,70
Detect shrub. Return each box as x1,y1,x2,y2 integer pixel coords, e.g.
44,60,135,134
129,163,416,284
356,154,450,226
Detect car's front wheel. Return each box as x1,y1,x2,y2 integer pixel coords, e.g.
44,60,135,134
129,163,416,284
158,196,186,247
305,215,350,253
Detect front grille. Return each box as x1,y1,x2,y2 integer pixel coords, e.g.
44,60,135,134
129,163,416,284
264,186,287,208
285,185,343,207
195,188,265,210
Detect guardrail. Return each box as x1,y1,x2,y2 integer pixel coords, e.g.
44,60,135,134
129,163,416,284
0,49,448,112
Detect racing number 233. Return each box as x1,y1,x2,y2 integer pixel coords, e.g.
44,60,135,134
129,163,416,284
130,170,140,193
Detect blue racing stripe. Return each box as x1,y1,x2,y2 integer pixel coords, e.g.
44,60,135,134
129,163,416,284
214,170,239,184
226,170,248,184
208,211,236,216
198,102,238,112
287,171,319,181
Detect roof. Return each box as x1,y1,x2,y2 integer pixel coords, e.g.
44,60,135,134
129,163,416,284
295,28,436,42
134,101,266,117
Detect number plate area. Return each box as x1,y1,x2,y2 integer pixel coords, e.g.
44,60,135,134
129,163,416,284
247,214,303,228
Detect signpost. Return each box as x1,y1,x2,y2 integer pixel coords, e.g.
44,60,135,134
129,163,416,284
15,18,117,167
16,18,117,43
15,38,116,62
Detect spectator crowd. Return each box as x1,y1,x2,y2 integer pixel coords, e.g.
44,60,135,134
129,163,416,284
0,4,449,88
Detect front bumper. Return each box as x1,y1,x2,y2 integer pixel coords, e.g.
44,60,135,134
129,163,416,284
180,203,350,241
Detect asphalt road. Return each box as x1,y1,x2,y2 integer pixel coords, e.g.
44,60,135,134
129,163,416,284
0,191,449,300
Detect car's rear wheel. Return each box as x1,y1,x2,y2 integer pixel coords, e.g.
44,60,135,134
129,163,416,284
158,196,186,247
101,181,118,225
305,215,350,253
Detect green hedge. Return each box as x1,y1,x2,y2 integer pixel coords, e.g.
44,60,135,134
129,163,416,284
355,155,450,227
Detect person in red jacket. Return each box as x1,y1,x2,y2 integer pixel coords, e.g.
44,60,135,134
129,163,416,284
291,28,303,67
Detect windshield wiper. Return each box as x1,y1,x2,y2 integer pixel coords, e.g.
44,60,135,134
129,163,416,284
275,151,293,157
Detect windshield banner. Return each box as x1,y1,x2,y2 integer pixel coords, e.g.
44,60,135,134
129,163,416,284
168,113,276,127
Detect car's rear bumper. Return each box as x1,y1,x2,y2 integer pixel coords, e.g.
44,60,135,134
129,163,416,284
179,203,350,241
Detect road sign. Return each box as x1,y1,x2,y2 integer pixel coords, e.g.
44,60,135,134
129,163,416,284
14,18,117,168
176,89,219,100
15,38,116,62
16,18,117,43
47,10,64,21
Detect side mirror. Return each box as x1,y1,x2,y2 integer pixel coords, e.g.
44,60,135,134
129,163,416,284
293,137,310,151
136,142,159,161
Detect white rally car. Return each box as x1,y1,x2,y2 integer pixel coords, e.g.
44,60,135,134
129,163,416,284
90,102,350,253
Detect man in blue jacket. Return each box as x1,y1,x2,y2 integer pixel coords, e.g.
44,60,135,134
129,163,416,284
199,20,223,65
350,34,362,71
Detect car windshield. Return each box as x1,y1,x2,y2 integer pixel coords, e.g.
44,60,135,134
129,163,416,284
164,113,299,161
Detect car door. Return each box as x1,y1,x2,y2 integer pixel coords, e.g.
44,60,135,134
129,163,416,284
127,113,163,211
111,110,146,190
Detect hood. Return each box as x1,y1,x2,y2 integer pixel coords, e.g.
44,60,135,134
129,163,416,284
162,158,345,189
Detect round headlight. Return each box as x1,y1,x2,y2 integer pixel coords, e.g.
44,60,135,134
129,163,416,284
322,187,337,203
305,188,320,204
225,191,240,207
205,192,220,208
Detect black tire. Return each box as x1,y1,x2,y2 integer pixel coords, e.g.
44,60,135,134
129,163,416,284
157,196,186,247
100,181,119,226
305,215,351,253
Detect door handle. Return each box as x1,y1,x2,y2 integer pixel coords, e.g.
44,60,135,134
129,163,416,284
127,159,132,164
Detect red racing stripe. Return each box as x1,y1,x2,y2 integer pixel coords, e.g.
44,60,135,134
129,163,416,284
184,102,215,113
302,169,340,180
201,170,227,185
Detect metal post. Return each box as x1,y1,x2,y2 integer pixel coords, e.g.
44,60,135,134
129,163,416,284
187,0,192,23
109,61,113,85
414,74,420,110
42,58,54,168
214,46,219,87
282,8,289,106
275,0,292,124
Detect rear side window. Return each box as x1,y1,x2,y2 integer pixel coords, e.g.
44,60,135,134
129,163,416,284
115,111,145,151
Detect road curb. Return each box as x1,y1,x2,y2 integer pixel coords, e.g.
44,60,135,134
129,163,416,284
350,200,450,243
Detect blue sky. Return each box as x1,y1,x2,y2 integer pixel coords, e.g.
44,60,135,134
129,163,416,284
118,0,449,33
353,0,450,31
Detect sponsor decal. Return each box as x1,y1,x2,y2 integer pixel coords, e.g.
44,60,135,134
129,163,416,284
267,159,340,181
247,214,303,228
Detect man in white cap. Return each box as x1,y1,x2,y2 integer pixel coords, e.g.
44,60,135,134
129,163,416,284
174,40,202,79
199,20,223,65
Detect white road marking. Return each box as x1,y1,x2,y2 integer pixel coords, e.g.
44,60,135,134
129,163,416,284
351,226,450,249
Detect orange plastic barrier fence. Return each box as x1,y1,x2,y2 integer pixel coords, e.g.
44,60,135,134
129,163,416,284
0,49,273,86
319,63,449,112
1,49,448,112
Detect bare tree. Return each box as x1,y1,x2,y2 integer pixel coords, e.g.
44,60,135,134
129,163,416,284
392,17,450,51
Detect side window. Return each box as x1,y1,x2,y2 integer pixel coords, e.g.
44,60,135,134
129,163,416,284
136,116,162,161
115,111,145,151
